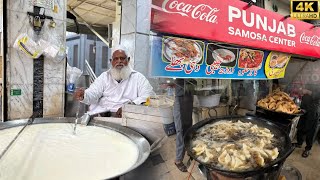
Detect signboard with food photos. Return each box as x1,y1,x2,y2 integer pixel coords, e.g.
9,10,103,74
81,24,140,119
150,35,291,79
151,0,320,59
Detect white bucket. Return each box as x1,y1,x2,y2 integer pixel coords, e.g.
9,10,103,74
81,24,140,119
160,106,174,124
197,94,221,107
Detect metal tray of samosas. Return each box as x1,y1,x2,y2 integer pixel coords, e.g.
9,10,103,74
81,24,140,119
256,105,304,120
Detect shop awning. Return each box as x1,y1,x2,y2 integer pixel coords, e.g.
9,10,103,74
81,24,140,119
149,0,320,80
66,0,116,39
151,0,320,59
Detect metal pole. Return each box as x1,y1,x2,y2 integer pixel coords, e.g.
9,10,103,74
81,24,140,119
0,116,34,161
68,8,110,48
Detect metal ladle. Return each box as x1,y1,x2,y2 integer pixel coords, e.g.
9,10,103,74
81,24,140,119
73,101,81,135
230,104,238,122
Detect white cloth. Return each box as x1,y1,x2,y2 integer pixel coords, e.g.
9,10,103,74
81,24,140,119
82,70,155,115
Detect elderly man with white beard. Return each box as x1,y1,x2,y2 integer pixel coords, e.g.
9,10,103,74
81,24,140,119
74,46,155,118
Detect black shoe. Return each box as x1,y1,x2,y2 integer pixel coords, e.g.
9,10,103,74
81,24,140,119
292,143,302,148
302,150,310,158
175,162,188,172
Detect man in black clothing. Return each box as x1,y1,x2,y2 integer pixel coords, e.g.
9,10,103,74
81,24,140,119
294,84,320,158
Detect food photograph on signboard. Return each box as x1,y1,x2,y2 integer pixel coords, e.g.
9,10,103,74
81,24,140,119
238,48,264,69
264,51,291,79
268,52,290,69
206,43,238,67
162,36,204,64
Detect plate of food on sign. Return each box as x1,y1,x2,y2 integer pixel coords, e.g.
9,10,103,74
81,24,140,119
238,48,264,69
212,49,236,64
163,37,203,64
269,52,290,69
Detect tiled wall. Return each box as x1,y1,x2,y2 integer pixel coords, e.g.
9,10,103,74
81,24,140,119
264,0,290,15
280,59,320,85
0,0,3,78
120,0,137,68
7,0,66,120
111,0,121,48
120,0,160,93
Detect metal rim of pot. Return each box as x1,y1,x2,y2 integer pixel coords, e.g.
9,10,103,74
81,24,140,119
184,115,295,178
0,117,151,179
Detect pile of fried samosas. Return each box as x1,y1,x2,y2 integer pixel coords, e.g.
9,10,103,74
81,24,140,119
257,89,300,114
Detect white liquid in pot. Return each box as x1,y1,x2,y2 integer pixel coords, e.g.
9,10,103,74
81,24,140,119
0,123,139,180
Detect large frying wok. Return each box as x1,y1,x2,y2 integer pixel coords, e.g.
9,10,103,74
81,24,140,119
0,117,150,179
184,116,295,178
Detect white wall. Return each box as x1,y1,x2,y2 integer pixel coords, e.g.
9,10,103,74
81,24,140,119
7,1,67,120
112,0,121,47
120,0,161,93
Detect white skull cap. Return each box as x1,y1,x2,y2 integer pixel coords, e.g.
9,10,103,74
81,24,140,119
111,44,129,57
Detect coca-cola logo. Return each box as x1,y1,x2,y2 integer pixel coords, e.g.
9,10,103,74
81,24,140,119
300,32,320,47
161,0,219,24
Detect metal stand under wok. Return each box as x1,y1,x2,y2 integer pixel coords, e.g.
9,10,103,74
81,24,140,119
206,163,284,180
198,163,302,180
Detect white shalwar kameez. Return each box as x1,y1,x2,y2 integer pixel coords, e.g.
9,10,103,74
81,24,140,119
82,70,155,115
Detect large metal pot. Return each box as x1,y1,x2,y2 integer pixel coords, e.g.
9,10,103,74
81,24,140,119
184,116,295,178
0,117,150,179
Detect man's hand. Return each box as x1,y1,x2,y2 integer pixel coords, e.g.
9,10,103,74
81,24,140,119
116,107,122,118
74,88,85,101
128,101,135,105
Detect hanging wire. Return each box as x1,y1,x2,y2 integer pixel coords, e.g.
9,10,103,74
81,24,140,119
186,160,196,180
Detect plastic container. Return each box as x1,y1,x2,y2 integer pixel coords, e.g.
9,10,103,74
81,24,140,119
160,106,175,136
80,113,91,126
66,64,83,93
67,83,76,93
149,95,174,107
163,122,176,136
197,94,221,107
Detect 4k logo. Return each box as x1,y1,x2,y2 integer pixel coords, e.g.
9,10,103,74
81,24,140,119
291,0,320,19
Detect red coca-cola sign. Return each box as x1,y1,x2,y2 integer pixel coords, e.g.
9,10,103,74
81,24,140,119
151,0,320,58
